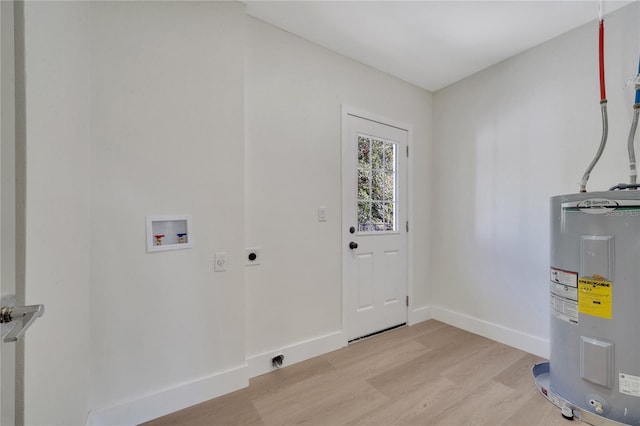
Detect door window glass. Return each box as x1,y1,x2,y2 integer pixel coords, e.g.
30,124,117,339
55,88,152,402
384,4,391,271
357,134,397,233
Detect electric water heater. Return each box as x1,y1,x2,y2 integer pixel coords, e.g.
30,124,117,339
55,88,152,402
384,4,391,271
535,191,640,425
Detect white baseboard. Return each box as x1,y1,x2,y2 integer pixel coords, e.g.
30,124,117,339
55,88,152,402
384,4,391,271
431,306,550,359
86,364,249,426
247,330,345,378
86,331,345,425
84,311,547,425
408,305,433,325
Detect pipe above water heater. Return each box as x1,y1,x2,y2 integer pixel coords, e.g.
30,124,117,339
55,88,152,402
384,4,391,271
580,1,609,193
627,106,639,185
628,57,640,186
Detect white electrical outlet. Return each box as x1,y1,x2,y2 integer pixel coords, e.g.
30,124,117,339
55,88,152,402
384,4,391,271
245,247,261,266
214,252,227,272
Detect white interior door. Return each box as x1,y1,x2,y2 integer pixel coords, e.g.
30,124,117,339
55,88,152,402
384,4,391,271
342,108,408,341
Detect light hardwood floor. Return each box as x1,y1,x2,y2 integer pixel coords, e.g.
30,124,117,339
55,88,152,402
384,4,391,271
142,320,580,426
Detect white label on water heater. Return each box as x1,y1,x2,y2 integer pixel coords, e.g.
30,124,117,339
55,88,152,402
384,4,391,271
550,294,578,324
551,267,578,287
619,373,640,398
551,282,578,300
550,267,579,325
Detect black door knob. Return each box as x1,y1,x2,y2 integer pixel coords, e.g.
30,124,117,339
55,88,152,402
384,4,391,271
349,241,358,250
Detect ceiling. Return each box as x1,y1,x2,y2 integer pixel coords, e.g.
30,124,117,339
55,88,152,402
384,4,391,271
245,0,635,92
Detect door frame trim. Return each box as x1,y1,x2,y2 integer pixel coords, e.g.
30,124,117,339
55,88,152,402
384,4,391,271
1,1,18,423
340,104,414,345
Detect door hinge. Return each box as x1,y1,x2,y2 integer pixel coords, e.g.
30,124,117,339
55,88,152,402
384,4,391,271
406,296,409,307
406,146,409,157
406,221,409,232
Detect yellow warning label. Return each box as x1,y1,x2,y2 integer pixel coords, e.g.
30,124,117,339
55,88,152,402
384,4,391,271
578,278,612,319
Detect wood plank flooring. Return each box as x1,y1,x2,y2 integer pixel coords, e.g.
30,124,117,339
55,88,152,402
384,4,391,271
142,320,580,426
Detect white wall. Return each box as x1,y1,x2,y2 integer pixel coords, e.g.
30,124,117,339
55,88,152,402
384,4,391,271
21,2,91,424
88,2,247,423
16,2,427,423
14,1,250,424
245,17,433,368
431,2,639,357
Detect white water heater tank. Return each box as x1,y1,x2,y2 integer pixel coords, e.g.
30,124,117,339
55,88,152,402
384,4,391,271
549,191,640,424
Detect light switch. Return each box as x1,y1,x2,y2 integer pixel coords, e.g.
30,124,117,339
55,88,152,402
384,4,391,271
318,206,327,222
